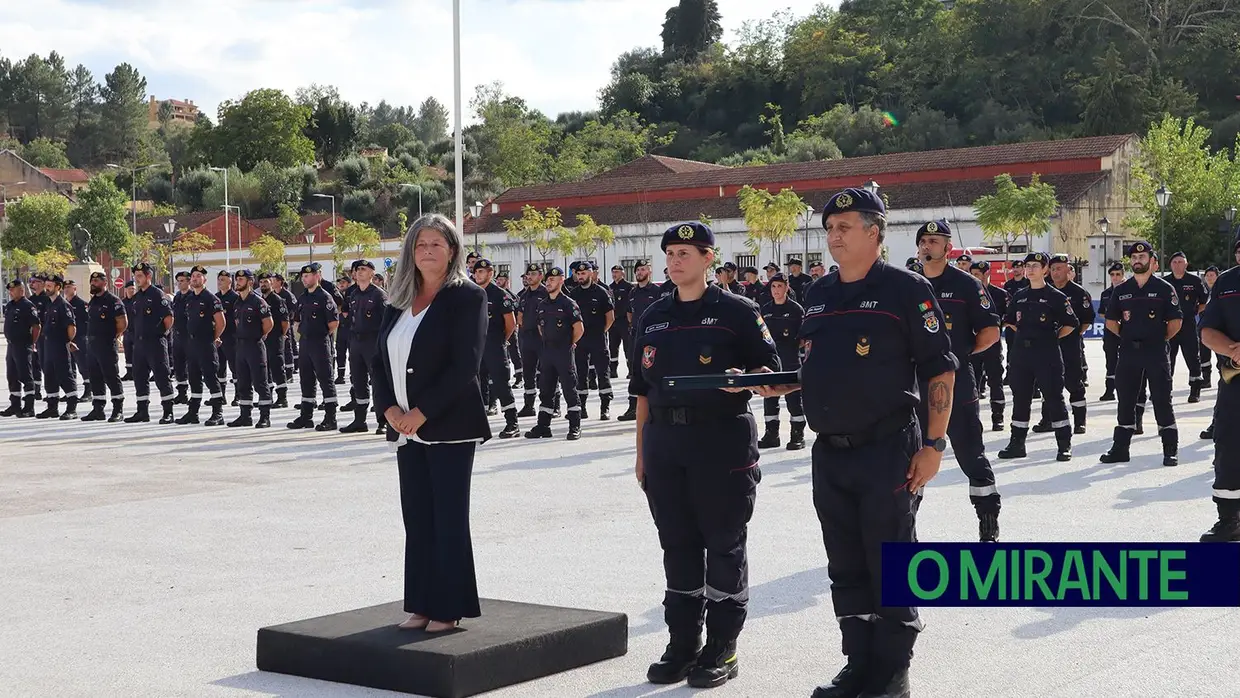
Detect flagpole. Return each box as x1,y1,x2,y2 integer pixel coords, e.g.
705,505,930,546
453,0,465,236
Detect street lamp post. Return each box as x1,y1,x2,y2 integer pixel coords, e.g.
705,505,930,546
163,218,177,286
1155,183,1172,259
803,205,813,261
469,200,482,254
107,164,157,238
209,167,231,267
863,179,880,196
1097,217,1109,282
312,193,337,234
0,180,26,284
305,231,316,263
399,184,423,219
1226,205,1237,238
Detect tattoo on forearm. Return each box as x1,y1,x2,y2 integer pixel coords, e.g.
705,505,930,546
929,379,950,415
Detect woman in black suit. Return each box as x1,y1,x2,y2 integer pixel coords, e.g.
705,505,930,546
372,213,491,633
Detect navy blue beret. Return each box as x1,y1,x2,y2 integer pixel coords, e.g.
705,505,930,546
768,273,788,284
300,262,322,274
48,274,65,285
353,259,375,271
661,221,715,251
174,271,189,280
907,260,925,275
6,279,23,289
971,261,990,273
525,263,541,274
1049,253,1071,266
1127,241,1155,257
822,188,885,224
234,269,255,279
546,266,565,278
124,280,135,288
956,254,973,263
1108,262,1125,273
1207,265,1221,273
473,259,493,272
1169,251,1186,261
1024,252,1050,266
915,219,952,241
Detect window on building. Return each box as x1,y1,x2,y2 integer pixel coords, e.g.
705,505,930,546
807,252,823,265
496,263,510,280
734,254,756,270
1007,244,1028,254
620,258,642,280
785,252,819,266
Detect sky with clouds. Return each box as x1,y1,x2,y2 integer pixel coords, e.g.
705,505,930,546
2,0,829,124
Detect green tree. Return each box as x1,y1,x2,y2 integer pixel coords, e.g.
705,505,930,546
66,174,129,255
0,192,72,254
661,0,723,62
413,96,449,144
569,214,616,262
502,205,573,264
736,185,807,260
119,231,164,276
171,230,214,264
471,82,554,187
8,52,73,141
974,173,1058,259
210,88,315,171
305,95,359,168
32,249,74,276
275,202,305,243
330,220,381,264
550,111,672,181
99,63,149,164
249,234,288,275
157,100,174,127
21,137,71,167
65,63,100,166
1076,47,1152,137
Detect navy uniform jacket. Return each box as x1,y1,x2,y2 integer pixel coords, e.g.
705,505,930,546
131,285,172,340
761,298,805,367
296,287,339,339
537,293,582,348
1099,284,1121,319
628,282,665,329
1004,277,1030,298
1200,268,1240,351
517,285,549,333
983,283,1009,323
122,295,136,333
1108,276,1183,341
928,265,998,361
3,296,39,344
629,284,779,409
798,260,959,435
185,290,223,339
722,279,743,295
787,273,812,301
264,292,288,340
569,282,614,336
217,290,240,341
234,292,271,340
609,279,633,325
30,291,49,324
1004,286,1079,348
339,285,355,331
86,292,125,339
69,295,89,330
278,288,298,319
482,283,516,345
172,291,189,335
347,284,387,334
1054,280,1095,328
1168,272,1208,321
41,296,75,344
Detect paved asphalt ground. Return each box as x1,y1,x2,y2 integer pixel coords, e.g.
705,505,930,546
3,339,1238,697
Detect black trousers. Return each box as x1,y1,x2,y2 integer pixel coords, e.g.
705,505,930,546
85,337,123,401
235,339,271,406
508,332,522,377
575,332,612,403
299,336,337,404
538,345,578,413
69,337,83,385
1104,332,1120,385
971,343,1005,421
133,336,174,405
40,341,75,398
123,331,133,372
5,341,35,398
186,338,223,402
813,420,922,675
336,323,350,371
1168,320,1203,383
32,336,43,383
643,415,760,641
217,339,236,387
266,336,286,392
348,333,379,410
482,341,515,412
398,440,482,621
172,331,188,389
919,368,1000,514
1199,328,1214,383
1045,334,1087,422
1212,378,1240,516
608,323,631,375
285,330,297,368
1010,346,1068,429
519,332,543,404
1116,343,1175,431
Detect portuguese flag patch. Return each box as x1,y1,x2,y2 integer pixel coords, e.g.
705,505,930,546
918,301,932,313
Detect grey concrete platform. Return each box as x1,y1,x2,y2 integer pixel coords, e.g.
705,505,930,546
256,599,627,697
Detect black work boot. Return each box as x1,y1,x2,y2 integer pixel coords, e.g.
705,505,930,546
159,401,175,424
256,405,271,428
18,395,36,418
1161,428,1179,467
609,361,619,379
499,408,520,438
315,404,338,431
578,398,588,421
685,636,739,689
813,663,868,698
121,369,132,381
1031,419,1053,433
228,406,254,427
375,413,388,435
1201,511,1240,542
525,410,553,439
990,402,1005,432
787,421,806,450
1202,421,1215,440
1189,382,1202,403
287,403,315,429
59,396,79,420
646,633,702,684
173,384,189,405
339,405,369,433
1099,427,1132,463
0,395,19,417
517,394,536,418
335,367,346,385
204,398,225,426
1072,406,1086,435
1203,372,1213,390
34,385,42,400
107,398,123,422
758,420,781,448
1055,426,1073,461
1100,377,1115,401
567,412,582,441
36,397,60,419
599,395,611,421
1134,405,1145,435
124,402,150,423
860,668,911,698
998,426,1027,459
617,396,637,421
274,387,288,409
80,400,106,422
979,511,1000,542
176,398,202,425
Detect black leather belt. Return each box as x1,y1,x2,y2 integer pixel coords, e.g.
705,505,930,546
648,405,748,426
1125,339,1166,349
822,410,913,450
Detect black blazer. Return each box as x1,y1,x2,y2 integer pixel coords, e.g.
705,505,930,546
372,280,492,444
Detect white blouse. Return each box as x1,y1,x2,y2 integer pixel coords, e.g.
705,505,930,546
385,305,484,448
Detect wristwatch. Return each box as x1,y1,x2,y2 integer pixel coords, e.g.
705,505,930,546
924,437,947,453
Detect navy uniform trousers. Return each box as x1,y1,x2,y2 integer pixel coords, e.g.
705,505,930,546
519,331,544,409
643,414,760,641
266,333,287,395
133,336,174,406
335,324,349,374
123,329,134,376
508,332,523,384
1039,334,1087,428
538,345,578,416
1103,331,1120,390
1211,377,1240,515
608,322,631,376
764,346,804,425
575,332,613,407
348,332,379,413
970,342,1005,426
1199,329,1214,385
284,329,297,381
6,341,35,402
483,340,516,413
299,336,337,405
1168,318,1203,383
918,367,1000,514
1116,341,1176,445
187,339,223,403
235,339,271,407
813,418,923,678
172,331,188,392
217,339,236,395
33,334,44,384
1010,341,1069,432
42,341,76,399
86,337,123,404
